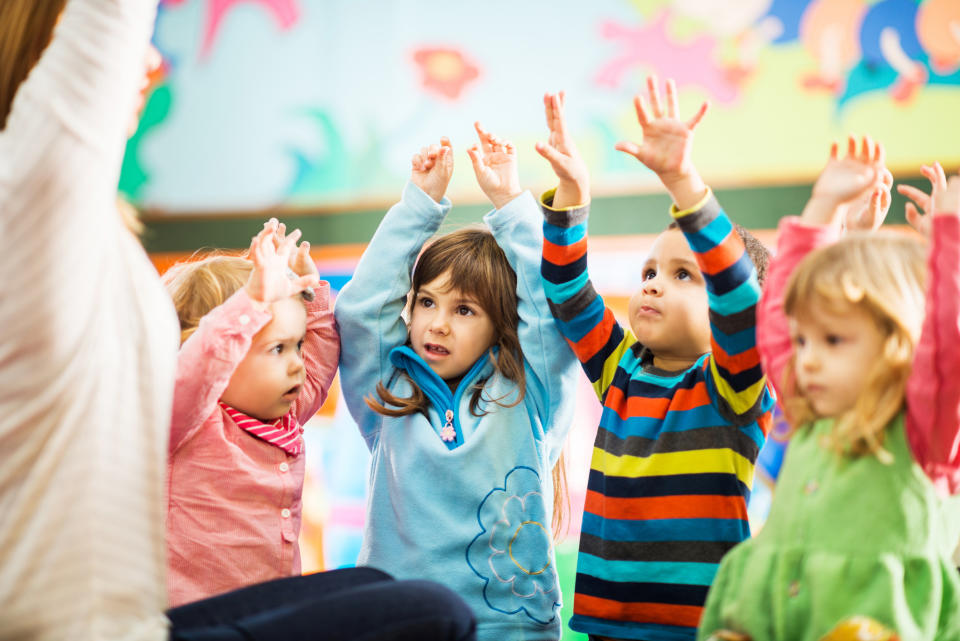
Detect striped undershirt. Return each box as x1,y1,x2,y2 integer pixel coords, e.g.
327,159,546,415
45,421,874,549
540,190,775,641
218,401,304,456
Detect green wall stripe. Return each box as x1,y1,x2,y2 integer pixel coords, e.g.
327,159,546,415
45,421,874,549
140,178,927,253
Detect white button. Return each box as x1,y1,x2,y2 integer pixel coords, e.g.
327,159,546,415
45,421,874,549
279,462,289,472
238,314,250,325
281,508,291,519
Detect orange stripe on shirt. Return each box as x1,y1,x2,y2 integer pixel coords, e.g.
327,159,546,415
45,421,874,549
710,341,761,376
543,236,587,266
572,308,619,363
698,233,742,275
574,594,703,627
604,382,712,422
584,490,749,521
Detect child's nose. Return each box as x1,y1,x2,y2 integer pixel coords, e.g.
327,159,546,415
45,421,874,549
429,312,450,334
642,279,663,296
288,351,305,374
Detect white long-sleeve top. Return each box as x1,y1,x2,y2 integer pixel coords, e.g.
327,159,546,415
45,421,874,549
0,1,178,640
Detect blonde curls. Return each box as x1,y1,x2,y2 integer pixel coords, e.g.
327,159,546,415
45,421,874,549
161,252,252,345
782,231,926,460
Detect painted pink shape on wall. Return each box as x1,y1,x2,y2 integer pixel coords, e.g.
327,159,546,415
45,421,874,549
594,10,741,104
164,0,300,58
412,47,480,100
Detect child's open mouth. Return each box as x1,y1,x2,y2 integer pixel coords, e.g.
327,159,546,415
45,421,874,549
424,343,450,356
283,385,301,399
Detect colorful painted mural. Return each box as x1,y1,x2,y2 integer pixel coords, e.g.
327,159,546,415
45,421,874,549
124,0,960,212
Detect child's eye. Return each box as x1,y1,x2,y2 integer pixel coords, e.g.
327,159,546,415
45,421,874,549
457,305,474,316
826,335,843,346
297,339,304,351
272,344,284,354
792,335,806,347
676,269,691,280
642,268,656,280
419,297,434,308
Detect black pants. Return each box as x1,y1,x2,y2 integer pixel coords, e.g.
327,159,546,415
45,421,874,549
168,567,476,641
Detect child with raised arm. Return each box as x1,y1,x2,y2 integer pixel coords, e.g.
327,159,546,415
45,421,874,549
535,79,774,641
334,129,579,641
162,220,338,605
697,139,960,640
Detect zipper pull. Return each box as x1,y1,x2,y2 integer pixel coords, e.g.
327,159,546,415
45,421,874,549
440,409,456,442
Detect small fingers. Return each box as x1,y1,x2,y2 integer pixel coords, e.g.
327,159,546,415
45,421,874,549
632,94,651,127
665,78,680,119
614,140,642,159
933,161,948,190
646,75,663,119
859,135,873,163
897,183,931,210
686,100,710,131
829,141,839,160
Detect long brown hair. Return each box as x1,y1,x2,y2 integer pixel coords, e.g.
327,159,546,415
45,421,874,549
782,231,926,460
0,0,68,130
366,226,569,537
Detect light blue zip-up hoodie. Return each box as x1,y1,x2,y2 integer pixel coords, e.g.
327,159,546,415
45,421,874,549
335,182,579,641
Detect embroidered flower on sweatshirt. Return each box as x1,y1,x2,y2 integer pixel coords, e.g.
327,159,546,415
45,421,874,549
466,466,560,624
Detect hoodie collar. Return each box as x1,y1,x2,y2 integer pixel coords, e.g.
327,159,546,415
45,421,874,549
388,345,497,449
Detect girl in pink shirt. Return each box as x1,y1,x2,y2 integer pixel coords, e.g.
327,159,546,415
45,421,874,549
162,219,338,606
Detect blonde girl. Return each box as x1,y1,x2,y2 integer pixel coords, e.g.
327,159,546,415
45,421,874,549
162,221,337,605
335,127,578,641
698,139,960,640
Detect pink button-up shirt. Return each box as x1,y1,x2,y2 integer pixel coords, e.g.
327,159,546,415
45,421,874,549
166,285,339,607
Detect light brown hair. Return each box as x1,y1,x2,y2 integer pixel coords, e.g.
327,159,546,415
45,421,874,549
0,0,68,130
782,231,926,460
161,253,252,345
366,227,569,537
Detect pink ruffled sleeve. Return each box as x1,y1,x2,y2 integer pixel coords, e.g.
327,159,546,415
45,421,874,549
906,215,960,495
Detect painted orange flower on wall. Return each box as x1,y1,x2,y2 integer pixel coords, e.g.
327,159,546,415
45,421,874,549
412,47,480,100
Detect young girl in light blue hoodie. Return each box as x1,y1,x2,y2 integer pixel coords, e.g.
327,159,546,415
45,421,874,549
335,125,578,641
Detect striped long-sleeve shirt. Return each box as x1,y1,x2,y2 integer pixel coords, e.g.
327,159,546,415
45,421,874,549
541,190,774,641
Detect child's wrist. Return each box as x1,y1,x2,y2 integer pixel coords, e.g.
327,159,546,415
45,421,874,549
801,195,845,226
553,180,589,209
490,190,523,210
662,171,707,212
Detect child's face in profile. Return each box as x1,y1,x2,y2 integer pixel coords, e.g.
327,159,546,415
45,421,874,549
221,296,308,421
790,298,886,418
627,228,711,369
409,269,496,387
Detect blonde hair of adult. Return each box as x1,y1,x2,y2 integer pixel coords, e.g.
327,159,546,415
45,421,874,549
163,253,253,345
783,231,927,459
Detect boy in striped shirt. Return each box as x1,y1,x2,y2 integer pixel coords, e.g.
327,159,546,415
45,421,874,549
534,78,775,641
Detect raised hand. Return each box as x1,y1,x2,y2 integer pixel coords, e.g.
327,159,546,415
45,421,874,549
535,91,589,209
897,163,959,237
930,162,960,218
411,137,454,204
244,219,319,304
467,121,522,210
615,75,710,209
801,136,886,227
843,167,893,232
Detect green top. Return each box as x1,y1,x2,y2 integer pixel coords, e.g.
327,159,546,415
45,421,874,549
698,413,960,641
